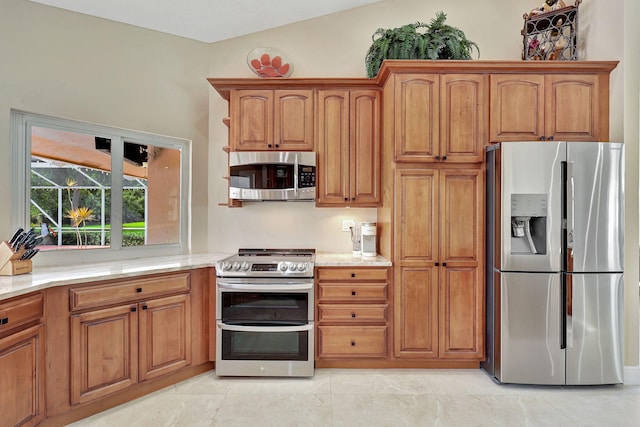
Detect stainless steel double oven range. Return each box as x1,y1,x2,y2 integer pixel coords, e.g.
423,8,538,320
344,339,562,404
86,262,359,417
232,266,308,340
215,249,315,377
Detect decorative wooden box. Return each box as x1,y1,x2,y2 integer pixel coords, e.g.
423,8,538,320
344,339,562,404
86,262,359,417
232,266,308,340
0,241,32,276
522,0,581,61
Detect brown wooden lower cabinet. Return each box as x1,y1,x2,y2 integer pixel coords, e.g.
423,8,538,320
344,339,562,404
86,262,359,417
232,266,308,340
38,268,211,426
0,323,45,427
315,267,391,366
70,294,192,405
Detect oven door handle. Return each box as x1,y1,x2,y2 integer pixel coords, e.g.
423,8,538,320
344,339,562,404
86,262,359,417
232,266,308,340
217,281,314,292
217,322,314,333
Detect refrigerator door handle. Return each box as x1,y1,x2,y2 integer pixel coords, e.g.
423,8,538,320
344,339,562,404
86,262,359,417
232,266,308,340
566,274,573,349
566,162,575,251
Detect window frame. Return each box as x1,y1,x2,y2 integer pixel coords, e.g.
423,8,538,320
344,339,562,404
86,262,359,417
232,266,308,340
10,110,191,265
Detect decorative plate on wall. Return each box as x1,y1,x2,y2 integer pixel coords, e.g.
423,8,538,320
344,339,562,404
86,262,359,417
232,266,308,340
247,47,293,78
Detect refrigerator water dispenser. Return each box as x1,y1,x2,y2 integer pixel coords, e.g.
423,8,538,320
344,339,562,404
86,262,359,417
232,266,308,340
511,194,547,255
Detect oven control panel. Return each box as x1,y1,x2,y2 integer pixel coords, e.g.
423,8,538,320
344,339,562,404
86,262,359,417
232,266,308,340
216,260,313,277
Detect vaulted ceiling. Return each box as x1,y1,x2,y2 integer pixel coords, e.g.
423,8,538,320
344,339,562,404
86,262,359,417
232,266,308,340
29,0,382,43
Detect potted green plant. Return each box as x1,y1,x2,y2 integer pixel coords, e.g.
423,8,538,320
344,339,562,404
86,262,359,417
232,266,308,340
365,11,480,78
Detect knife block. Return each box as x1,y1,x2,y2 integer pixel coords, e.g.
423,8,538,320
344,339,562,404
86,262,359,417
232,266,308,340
0,241,32,276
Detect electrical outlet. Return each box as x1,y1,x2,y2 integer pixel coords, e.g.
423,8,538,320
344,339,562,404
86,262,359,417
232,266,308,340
342,219,354,232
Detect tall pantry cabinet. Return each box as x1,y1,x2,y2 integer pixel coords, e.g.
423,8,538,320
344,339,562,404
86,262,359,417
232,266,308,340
381,65,486,363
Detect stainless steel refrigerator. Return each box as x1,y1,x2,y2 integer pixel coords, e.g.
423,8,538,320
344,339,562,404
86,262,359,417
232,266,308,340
482,141,624,385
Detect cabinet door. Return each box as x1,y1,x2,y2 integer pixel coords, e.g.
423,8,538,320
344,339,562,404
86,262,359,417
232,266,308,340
439,266,484,359
394,266,439,358
489,74,545,142
230,90,273,150
545,75,601,141
350,90,381,206
139,294,192,381
0,324,44,427
316,90,350,205
274,90,314,150
394,74,440,162
439,169,483,265
439,169,484,359
394,169,438,264
440,74,487,163
70,305,138,405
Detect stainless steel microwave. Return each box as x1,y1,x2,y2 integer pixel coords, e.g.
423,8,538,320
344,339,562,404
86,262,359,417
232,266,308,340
228,151,316,201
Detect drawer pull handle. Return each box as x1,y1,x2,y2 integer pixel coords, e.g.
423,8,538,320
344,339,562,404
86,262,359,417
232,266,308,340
351,340,356,346
136,288,143,293
0,317,8,325
130,307,137,312
351,291,356,296
351,313,356,318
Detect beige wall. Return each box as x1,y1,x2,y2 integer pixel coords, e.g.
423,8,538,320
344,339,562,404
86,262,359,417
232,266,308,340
1,0,637,364
0,0,211,252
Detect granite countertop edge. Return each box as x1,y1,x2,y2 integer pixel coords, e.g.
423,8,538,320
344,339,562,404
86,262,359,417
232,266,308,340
0,252,392,301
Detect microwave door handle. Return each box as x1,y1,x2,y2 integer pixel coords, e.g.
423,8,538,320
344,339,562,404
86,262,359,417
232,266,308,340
294,154,299,196
217,323,314,333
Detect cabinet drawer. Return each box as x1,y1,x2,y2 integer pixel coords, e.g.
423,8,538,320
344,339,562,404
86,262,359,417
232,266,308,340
318,282,387,302
0,293,43,335
70,272,190,311
317,268,388,281
317,326,387,358
318,304,387,323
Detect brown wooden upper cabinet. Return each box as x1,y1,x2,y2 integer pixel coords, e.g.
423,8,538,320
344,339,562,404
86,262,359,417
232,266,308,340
490,74,605,142
316,89,381,207
230,89,314,151
392,74,486,163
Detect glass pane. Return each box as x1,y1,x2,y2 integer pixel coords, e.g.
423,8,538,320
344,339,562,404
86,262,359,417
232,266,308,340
30,127,111,250
122,142,181,247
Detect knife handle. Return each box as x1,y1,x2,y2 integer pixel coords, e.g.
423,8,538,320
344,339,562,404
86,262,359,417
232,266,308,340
9,228,24,246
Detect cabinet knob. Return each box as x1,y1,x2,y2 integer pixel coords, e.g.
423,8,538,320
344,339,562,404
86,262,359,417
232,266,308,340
351,312,356,318
344,197,348,201
539,135,546,141
136,287,143,293
142,304,148,310
0,317,8,325
442,262,447,267
351,197,355,201
130,307,137,312
351,290,356,296
442,156,447,161
548,136,554,141
351,340,356,346
435,262,439,266
268,144,273,148
351,273,356,278
435,155,441,160
275,144,279,148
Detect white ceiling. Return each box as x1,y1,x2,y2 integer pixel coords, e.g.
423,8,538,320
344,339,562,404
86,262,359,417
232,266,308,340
30,0,381,43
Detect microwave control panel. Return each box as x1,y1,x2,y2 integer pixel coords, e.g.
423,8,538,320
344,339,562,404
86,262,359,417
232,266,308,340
298,165,316,188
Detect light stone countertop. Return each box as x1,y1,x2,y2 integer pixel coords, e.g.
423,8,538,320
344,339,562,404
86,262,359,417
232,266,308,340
0,252,392,301
0,253,230,301
315,253,392,267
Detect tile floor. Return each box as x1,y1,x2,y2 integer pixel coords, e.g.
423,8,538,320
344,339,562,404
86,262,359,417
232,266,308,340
67,369,640,427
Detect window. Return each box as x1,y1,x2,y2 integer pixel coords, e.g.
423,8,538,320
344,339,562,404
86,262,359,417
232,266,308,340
11,111,191,265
